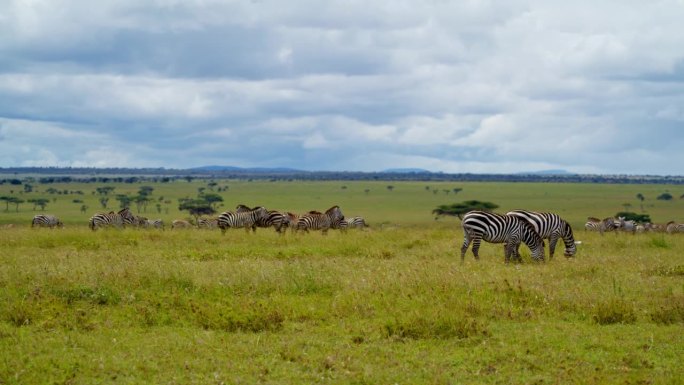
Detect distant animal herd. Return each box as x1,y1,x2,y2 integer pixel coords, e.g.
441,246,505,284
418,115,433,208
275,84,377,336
28,204,368,235
21,207,684,264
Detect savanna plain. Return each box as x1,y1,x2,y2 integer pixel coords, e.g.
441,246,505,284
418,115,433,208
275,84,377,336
1,179,683,384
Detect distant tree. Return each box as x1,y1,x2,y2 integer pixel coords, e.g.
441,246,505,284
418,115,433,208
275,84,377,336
80,204,88,214
622,203,632,210
28,198,50,211
636,193,645,211
386,185,394,192
156,203,162,214
178,199,216,221
207,181,218,191
99,197,109,209
200,193,224,209
443,189,450,195
364,189,370,194
341,185,347,190
8,197,24,212
425,186,431,191
96,186,116,195
453,188,463,195
23,184,33,193
184,176,194,183
0,196,10,212
138,186,154,196
115,194,132,209
615,212,651,223
433,200,500,220
133,195,151,213
657,193,673,201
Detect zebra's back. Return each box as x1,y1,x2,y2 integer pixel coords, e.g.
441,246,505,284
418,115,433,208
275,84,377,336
31,214,62,228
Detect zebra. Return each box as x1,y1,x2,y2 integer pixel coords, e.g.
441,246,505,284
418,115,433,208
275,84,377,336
506,209,576,258
171,219,193,229
197,217,219,229
143,219,164,229
345,216,368,229
460,210,545,263
585,217,619,235
88,208,136,231
235,205,289,233
31,214,63,228
332,216,367,232
217,206,269,234
666,221,684,234
295,206,344,235
617,217,637,234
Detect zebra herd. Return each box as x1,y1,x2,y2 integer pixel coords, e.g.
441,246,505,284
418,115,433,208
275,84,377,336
196,204,367,234
87,208,164,230
584,217,684,234
24,207,684,264
25,204,367,234
460,209,577,263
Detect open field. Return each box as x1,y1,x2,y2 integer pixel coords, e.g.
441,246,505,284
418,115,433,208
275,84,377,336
1,180,684,384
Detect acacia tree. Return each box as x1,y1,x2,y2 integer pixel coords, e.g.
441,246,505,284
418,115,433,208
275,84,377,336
432,200,499,220
178,198,216,221
28,198,50,211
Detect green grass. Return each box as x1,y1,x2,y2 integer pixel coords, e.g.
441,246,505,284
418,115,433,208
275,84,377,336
1,180,684,384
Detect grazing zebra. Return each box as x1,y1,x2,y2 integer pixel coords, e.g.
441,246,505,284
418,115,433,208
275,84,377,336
506,210,576,258
345,216,368,229
31,214,63,228
295,206,344,235
143,219,164,229
617,217,637,234
235,205,289,233
666,221,684,234
332,216,368,231
217,206,269,234
197,217,219,229
88,208,136,231
171,219,193,229
461,210,545,263
585,217,619,235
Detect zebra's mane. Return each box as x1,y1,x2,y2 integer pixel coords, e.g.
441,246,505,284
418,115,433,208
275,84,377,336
308,210,322,215
236,204,251,210
325,205,340,214
587,216,601,222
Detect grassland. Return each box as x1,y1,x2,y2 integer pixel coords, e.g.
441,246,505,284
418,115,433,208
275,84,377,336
1,180,683,384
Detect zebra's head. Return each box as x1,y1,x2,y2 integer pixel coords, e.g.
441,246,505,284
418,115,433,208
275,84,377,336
562,221,577,257
236,204,251,213
325,205,343,220
252,206,269,219
519,221,545,261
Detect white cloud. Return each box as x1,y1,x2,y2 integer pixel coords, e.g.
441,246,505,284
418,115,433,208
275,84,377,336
0,1,683,174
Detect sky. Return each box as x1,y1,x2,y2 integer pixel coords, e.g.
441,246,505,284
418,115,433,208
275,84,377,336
1,0,683,175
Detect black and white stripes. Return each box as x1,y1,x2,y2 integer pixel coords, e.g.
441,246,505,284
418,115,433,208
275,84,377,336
31,214,63,228
461,210,545,263
88,208,136,231
217,206,269,234
295,206,344,235
506,209,576,258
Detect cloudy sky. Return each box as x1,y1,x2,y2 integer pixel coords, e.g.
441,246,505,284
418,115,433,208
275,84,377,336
1,0,683,174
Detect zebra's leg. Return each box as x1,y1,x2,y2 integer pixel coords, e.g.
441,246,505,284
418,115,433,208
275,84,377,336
548,235,559,259
460,232,472,262
470,238,481,260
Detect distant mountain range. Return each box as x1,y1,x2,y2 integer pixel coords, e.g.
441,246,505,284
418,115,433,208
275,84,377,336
189,165,305,173
516,169,573,175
